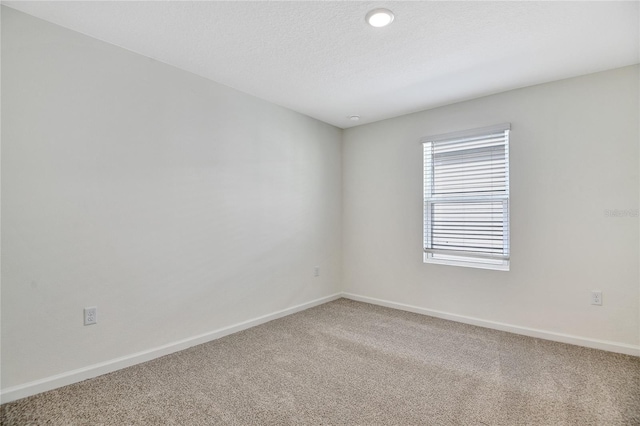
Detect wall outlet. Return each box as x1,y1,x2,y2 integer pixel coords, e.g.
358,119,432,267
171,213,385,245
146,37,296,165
591,291,602,306
84,306,97,325
314,266,320,277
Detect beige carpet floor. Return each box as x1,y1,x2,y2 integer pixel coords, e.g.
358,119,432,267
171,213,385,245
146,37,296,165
1,298,639,425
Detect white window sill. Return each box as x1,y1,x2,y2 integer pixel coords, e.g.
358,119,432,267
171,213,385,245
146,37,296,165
423,253,510,271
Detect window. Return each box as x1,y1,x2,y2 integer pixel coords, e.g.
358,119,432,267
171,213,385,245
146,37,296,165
422,124,510,271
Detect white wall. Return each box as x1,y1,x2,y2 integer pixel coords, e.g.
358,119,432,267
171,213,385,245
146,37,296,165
343,66,639,349
1,7,342,391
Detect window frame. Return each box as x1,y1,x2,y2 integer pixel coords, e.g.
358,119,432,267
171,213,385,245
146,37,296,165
422,123,511,271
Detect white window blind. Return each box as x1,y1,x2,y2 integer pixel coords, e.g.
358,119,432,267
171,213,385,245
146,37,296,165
423,124,510,270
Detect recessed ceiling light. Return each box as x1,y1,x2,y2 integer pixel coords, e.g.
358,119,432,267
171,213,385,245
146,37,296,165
349,115,360,121
366,9,394,28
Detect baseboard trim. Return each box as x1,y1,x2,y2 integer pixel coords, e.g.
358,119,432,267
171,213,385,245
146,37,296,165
341,292,640,357
0,293,342,404
4,291,636,403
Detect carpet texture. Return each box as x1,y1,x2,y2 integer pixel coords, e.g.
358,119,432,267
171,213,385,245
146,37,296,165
2,298,639,425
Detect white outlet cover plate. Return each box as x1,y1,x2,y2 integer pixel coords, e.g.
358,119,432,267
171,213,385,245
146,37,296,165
84,307,97,325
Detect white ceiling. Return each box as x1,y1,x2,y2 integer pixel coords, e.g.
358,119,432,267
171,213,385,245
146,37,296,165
3,1,639,129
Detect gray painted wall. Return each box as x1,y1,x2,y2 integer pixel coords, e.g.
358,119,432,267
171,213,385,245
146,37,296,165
1,7,343,390
343,65,639,348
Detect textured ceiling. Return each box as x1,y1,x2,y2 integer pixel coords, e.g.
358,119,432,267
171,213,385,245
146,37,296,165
3,1,639,129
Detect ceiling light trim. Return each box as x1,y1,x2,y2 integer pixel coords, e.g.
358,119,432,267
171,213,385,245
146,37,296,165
366,8,394,28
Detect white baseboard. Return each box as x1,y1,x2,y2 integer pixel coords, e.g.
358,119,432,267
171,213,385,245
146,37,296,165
4,291,637,404
0,293,342,404
341,292,640,357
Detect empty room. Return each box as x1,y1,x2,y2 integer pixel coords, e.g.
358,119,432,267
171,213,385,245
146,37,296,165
1,1,639,425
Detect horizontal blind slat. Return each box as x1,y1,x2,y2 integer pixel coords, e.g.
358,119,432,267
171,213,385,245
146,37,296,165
424,128,509,261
